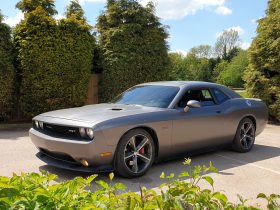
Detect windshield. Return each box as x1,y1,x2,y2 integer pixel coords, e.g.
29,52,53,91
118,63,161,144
112,85,179,108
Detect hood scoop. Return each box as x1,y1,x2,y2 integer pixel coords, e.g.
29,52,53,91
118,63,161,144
110,108,123,111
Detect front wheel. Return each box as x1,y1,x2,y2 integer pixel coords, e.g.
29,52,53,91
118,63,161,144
232,118,256,153
115,129,155,178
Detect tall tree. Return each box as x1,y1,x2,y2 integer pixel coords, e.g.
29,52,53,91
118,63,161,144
97,0,169,102
189,45,212,58
0,10,15,121
15,0,95,117
244,0,280,121
65,0,85,20
215,29,239,60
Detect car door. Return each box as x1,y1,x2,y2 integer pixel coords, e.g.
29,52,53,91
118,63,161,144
171,87,228,154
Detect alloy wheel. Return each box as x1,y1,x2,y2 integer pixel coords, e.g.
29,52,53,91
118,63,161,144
124,134,153,174
240,122,255,150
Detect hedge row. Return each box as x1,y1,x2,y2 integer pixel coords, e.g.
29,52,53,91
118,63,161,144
15,0,95,117
0,160,279,209
0,13,15,121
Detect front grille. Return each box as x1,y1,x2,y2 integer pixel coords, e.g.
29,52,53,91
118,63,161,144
33,121,87,141
39,148,78,164
43,123,80,138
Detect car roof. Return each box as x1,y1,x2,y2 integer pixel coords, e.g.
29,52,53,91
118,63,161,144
137,81,241,99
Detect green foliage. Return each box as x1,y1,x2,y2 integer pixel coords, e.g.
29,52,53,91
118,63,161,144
213,60,228,81
15,0,95,117
97,0,169,102
0,160,279,209
217,50,248,88
168,52,191,80
189,44,212,58
0,11,15,121
244,0,280,121
168,51,212,82
185,53,212,81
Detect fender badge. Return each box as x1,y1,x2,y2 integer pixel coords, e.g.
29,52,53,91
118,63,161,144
246,100,252,106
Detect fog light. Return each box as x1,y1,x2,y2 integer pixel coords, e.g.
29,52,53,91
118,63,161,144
86,128,94,139
80,159,89,167
79,128,86,137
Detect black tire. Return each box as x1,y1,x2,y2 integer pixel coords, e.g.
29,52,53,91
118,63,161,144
232,118,256,153
115,129,155,178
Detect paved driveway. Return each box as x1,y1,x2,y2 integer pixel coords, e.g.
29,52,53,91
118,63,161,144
0,124,279,208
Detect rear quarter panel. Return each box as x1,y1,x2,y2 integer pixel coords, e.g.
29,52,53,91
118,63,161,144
222,98,268,141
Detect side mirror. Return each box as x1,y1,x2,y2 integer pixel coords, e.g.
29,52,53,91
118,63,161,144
184,100,201,112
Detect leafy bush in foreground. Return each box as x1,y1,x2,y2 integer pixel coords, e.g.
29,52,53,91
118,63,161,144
0,159,279,210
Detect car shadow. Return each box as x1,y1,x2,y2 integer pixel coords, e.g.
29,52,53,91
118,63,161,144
39,143,280,192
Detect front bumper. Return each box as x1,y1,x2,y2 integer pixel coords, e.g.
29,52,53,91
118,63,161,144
36,152,113,173
29,128,115,171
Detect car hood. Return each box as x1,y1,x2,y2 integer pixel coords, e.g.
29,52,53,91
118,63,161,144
38,103,163,124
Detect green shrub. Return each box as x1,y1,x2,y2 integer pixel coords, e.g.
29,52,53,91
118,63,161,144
0,12,15,122
244,0,280,121
97,0,169,102
217,50,248,88
15,0,95,117
0,159,279,209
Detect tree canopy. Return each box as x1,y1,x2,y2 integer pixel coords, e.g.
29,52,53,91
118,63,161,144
244,0,280,121
215,29,240,60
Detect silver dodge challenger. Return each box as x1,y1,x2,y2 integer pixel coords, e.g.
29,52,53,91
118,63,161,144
30,81,268,178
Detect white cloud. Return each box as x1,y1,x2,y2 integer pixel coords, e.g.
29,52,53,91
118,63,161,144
140,0,232,20
169,49,188,56
215,5,232,15
54,14,65,20
239,42,250,50
3,12,24,27
229,26,244,35
216,26,244,37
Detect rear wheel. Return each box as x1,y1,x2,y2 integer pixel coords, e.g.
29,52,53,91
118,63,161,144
232,118,255,152
115,129,155,178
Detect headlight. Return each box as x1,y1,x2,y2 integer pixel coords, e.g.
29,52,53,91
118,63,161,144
79,128,86,137
39,121,44,129
34,120,39,128
86,128,94,139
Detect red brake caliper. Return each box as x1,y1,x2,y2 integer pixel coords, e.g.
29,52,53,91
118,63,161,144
139,147,145,154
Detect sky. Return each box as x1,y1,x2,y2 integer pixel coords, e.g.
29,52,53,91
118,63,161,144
0,0,268,55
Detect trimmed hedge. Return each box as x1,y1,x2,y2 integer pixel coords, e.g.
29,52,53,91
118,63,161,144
97,0,169,102
0,13,15,121
0,159,279,209
15,0,95,117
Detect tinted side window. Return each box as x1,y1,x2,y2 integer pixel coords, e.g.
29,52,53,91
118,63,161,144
213,89,230,104
178,89,215,107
